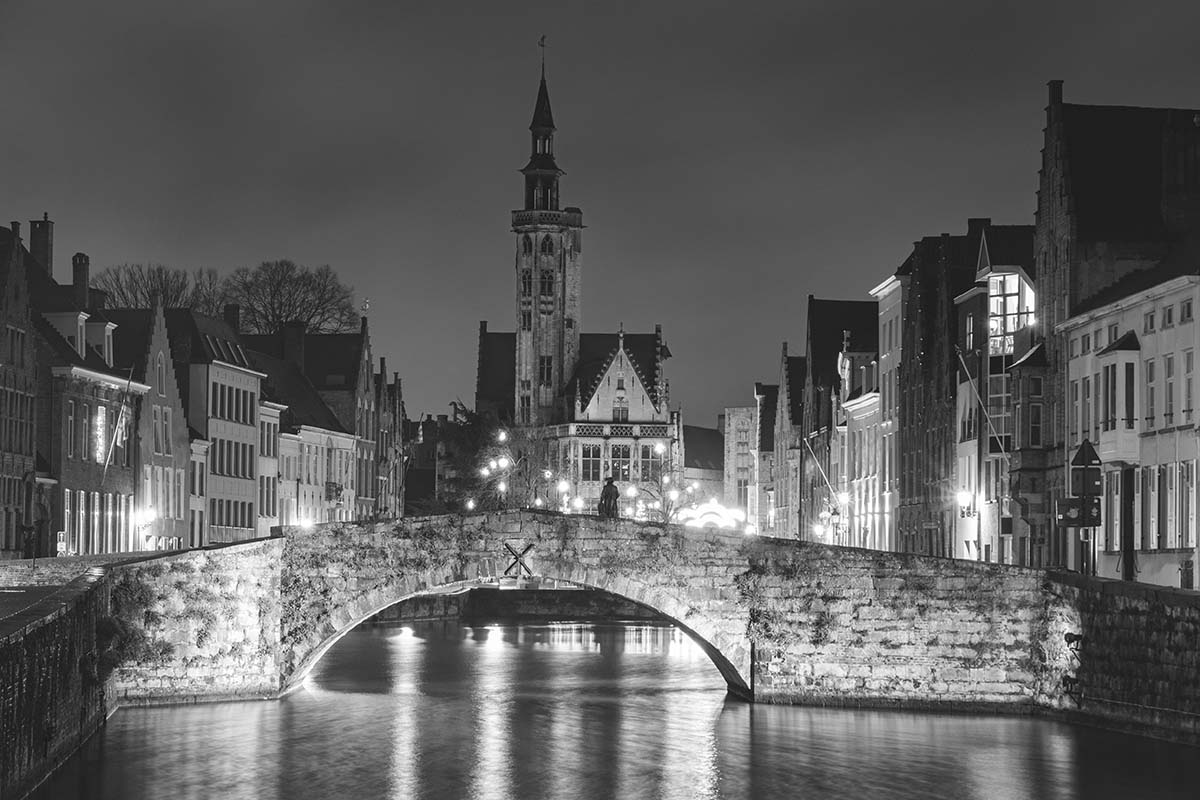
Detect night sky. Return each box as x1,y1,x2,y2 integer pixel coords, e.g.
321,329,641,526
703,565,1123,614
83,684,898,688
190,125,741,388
4,1,1200,426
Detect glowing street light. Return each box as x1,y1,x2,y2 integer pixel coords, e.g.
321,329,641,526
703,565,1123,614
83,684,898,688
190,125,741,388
497,481,508,493
497,456,511,469
466,499,477,510
625,486,638,498
837,491,850,506
556,479,570,494
571,497,584,510
497,430,508,443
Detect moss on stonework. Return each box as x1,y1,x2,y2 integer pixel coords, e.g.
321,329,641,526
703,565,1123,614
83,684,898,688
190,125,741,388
97,571,174,681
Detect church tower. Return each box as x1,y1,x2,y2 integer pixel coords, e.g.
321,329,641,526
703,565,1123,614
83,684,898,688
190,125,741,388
512,70,584,426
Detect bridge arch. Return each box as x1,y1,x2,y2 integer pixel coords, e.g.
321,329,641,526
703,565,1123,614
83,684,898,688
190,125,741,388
282,569,752,700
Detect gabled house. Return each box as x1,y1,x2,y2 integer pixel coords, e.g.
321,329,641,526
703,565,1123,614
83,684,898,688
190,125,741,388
772,345,806,538
107,307,193,549
751,382,779,535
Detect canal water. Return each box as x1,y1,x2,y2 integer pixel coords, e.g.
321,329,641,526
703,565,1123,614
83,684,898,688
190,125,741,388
34,621,1196,799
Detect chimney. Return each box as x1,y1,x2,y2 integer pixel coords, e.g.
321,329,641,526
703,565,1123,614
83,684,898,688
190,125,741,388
282,320,306,368
223,303,241,332
9,221,19,242
29,213,52,275
1048,79,1063,106
72,253,90,309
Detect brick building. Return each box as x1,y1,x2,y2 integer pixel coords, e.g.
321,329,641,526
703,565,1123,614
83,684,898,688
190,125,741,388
750,382,778,535
476,70,680,513
1011,80,1200,571
771,345,806,538
0,223,40,557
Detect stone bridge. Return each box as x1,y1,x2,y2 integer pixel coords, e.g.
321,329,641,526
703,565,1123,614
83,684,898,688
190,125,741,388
104,510,1081,708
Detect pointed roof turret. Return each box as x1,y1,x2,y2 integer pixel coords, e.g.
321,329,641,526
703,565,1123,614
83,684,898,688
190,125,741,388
530,75,555,131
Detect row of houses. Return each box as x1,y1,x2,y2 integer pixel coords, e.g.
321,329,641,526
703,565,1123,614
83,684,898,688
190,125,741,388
727,81,1200,590
0,217,404,558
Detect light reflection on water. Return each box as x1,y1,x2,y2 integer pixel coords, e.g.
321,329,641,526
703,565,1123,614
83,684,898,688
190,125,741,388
33,621,1196,800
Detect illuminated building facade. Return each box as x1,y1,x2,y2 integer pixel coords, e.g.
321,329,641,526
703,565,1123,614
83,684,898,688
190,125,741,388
833,343,881,549
869,275,903,551
771,344,805,538
0,223,38,557
953,223,1035,563
476,70,680,512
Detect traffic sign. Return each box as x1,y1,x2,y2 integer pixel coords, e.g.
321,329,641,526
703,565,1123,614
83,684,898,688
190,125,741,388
1071,467,1102,497
1056,496,1101,527
1071,439,1102,467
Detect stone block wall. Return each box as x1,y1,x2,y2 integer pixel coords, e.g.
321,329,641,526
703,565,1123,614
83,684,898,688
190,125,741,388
0,570,108,800
107,539,283,705
739,540,1075,710
0,553,143,587
1049,572,1200,745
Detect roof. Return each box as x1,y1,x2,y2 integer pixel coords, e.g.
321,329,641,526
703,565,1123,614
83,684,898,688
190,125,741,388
248,350,347,434
31,312,118,374
1097,330,1140,355
1070,238,1200,316
475,325,515,422
683,425,723,470
104,309,155,382
1009,342,1047,371
805,297,878,388
163,309,252,368
784,356,806,425
1060,103,1200,242
240,329,366,392
571,331,669,410
754,383,778,452
530,75,555,130
981,225,1035,275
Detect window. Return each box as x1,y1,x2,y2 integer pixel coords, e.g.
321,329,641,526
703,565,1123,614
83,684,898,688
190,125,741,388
520,311,532,331
153,407,162,454
1108,323,1119,341
540,269,554,296
639,444,663,484
1166,354,1176,423
67,401,76,459
1182,299,1194,323
613,397,629,422
1070,338,1079,358
616,377,625,391
538,356,553,386
1080,333,1091,354
540,235,554,256
1146,359,1156,425
1186,350,1194,421
1094,328,1103,348
164,408,174,455
520,270,532,296
518,395,531,424
565,318,575,329
610,444,631,481
581,444,601,482
82,403,90,462
1163,305,1175,328
1030,377,1043,398
966,313,974,351
1069,381,1079,445
1145,311,1156,333
156,353,165,395
522,235,533,255
1029,403,1043,447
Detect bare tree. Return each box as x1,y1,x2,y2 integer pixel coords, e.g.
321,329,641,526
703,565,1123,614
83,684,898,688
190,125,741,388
223,260,358,334
93,263,229,314
94,264,193,308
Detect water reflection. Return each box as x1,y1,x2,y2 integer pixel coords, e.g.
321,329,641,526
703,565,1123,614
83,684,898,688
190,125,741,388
33,621,1196,800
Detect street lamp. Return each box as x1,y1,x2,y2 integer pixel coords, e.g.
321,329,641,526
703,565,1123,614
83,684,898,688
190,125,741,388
957,490,978,518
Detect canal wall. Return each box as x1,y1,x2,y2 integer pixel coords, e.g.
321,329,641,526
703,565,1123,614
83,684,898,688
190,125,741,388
1048,572,1200,745
0,570,108,800
105,539,283,706
739,542,1074,711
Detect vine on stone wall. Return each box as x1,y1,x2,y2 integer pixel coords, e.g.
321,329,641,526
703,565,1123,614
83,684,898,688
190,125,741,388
96,572,172,681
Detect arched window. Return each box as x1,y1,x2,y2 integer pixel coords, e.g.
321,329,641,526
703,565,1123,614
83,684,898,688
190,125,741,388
522,235,533,255
156,353,166,396
540,269,554,296
521,270,532,296
540,235,554,256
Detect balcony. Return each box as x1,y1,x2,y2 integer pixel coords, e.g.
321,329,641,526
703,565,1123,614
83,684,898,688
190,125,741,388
1097,417,1139,465
511,209,584,229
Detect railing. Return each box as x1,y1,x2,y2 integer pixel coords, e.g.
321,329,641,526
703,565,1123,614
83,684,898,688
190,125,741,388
511,209,583,228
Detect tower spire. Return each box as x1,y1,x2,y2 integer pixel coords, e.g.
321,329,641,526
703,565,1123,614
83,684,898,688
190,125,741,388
521,59,561,211
538,35,546,79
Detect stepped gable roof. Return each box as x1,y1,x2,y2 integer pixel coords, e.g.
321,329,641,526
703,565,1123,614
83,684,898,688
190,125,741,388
571,331,668,409
982,225,1036,275
784,356,807,425
1097,330,1140,355
475,324,515,421
1060,102,1200,243
163,309,252,368
805,297,878,388
104,309,155,382
754,383,778,452
240,330,365,391
248,350,347,434
683,425,723,471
